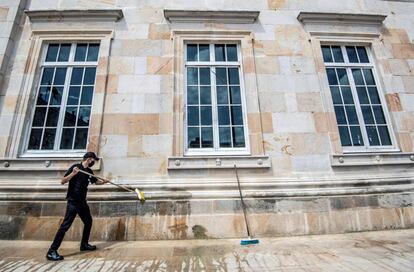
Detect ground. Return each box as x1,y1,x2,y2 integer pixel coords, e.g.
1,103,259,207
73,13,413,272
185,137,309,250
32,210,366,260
0,230,413,271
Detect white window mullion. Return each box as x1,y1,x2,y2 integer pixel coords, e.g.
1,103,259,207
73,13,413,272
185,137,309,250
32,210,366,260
346,67,369,150
211,66,219,150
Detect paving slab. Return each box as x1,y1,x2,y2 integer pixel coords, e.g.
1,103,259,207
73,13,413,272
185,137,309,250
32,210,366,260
0,230,413,271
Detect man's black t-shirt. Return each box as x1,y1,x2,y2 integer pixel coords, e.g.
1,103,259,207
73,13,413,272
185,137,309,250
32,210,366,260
65,163,97,201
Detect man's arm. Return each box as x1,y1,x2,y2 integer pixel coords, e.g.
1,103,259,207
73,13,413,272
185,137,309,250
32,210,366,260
61,167,79,185
95,178,110,185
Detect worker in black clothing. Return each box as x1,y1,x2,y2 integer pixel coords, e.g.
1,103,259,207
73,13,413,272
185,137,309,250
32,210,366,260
46,152,109,261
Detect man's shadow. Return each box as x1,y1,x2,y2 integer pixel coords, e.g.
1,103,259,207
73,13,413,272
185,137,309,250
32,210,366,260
62,241,118,258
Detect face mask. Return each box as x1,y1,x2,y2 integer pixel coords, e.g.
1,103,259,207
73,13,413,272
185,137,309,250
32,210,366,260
88,161,95,168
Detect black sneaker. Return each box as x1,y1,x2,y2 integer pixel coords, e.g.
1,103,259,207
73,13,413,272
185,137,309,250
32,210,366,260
46,249,64,261
80,243,97,251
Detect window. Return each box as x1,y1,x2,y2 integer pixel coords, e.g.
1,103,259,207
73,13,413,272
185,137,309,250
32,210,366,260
322,45,394,151
27,42,99,152
185,43,248,154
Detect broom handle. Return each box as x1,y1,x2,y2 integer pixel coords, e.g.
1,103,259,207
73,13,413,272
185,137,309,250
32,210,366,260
234,164,252,238
77,169,134,193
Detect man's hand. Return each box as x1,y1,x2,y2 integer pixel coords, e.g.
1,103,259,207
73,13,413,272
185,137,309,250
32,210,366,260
72,167,80,174
96,178,110,185
61,167,79,185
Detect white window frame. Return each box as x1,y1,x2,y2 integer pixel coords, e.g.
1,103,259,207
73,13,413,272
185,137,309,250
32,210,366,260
184,42,250,156
23,41,99,156
322,43,398,153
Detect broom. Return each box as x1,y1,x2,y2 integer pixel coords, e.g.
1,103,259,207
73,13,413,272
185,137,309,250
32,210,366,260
77,169,145,203
234,164,259,245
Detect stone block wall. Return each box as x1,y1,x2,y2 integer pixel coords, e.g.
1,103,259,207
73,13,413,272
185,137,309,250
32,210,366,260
0,0,413,240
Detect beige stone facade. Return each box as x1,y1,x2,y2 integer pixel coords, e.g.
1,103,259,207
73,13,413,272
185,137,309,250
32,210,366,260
0,0,414,240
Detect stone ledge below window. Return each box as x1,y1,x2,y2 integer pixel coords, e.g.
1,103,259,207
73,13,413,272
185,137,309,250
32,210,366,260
167,156,271,170
164,10,260,24
331,152,414,167
0,157,101,171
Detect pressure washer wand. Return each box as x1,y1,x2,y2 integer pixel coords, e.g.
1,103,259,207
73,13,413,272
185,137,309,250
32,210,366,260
77,169,145,202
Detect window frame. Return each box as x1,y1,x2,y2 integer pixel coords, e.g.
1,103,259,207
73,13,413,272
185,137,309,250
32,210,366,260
183,42,250,156
23,41,99,156
322,43,399,153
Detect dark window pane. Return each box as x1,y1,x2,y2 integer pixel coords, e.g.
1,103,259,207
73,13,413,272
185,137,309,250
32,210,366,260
201,127,213,148
46,44,59,62
345,106,359,125
330,86,342,104
87,44,100,61
75,44,87,61
366,126,380,146
199,68,210,85
77,107,91,126
373,106,386,124
64,107,77,126
321,46,333,63
188,127,200,148
226,44,238,61
363,69,375,85
37,87,51,105
74,128,88,149
200,106,212,126
28,128,42,150
198,44,210,61
46,107,60,127
326,68,337,85
41,128,56,150
232,127,245,147
218,106,230,125
41,68,54,85
50,87,63,105
338,126,352,146
341,87,354,104
367,87,380,104
32,107,46,127
187,86,198,105
80,86,94,105
362,106,375,124
60,128,74,149
58,44,71,62
337,69,349,85
230,86,241,104
54,68,67,85
187,67,198,85
334,106,347,125
331,46,344,62
219,127,231,147
215,44,225,61
187,106,199,126
378,126,391,145
216,86,228,104
83,67,96,85
71,68,84,85
357,47,369,63
231,106,243,125
200,86,211,104
357,87,369,104
352,69,364,85
228,68,240,85
187,44,198,61
67,87,81,105
346,46,359,63
350,126,364,146
216,68,227,85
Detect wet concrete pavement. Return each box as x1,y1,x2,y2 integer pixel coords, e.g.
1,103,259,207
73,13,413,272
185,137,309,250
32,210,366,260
0,229,413,271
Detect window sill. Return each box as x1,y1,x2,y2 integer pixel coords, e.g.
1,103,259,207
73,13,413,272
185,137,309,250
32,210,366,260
167,155,270,170
331,152,414,167
0,157,101,171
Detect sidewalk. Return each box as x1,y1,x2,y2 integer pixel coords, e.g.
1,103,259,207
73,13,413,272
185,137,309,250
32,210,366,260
0,230,413,271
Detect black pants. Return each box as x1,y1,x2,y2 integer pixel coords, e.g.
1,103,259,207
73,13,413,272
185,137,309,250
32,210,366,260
50,200,92,250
